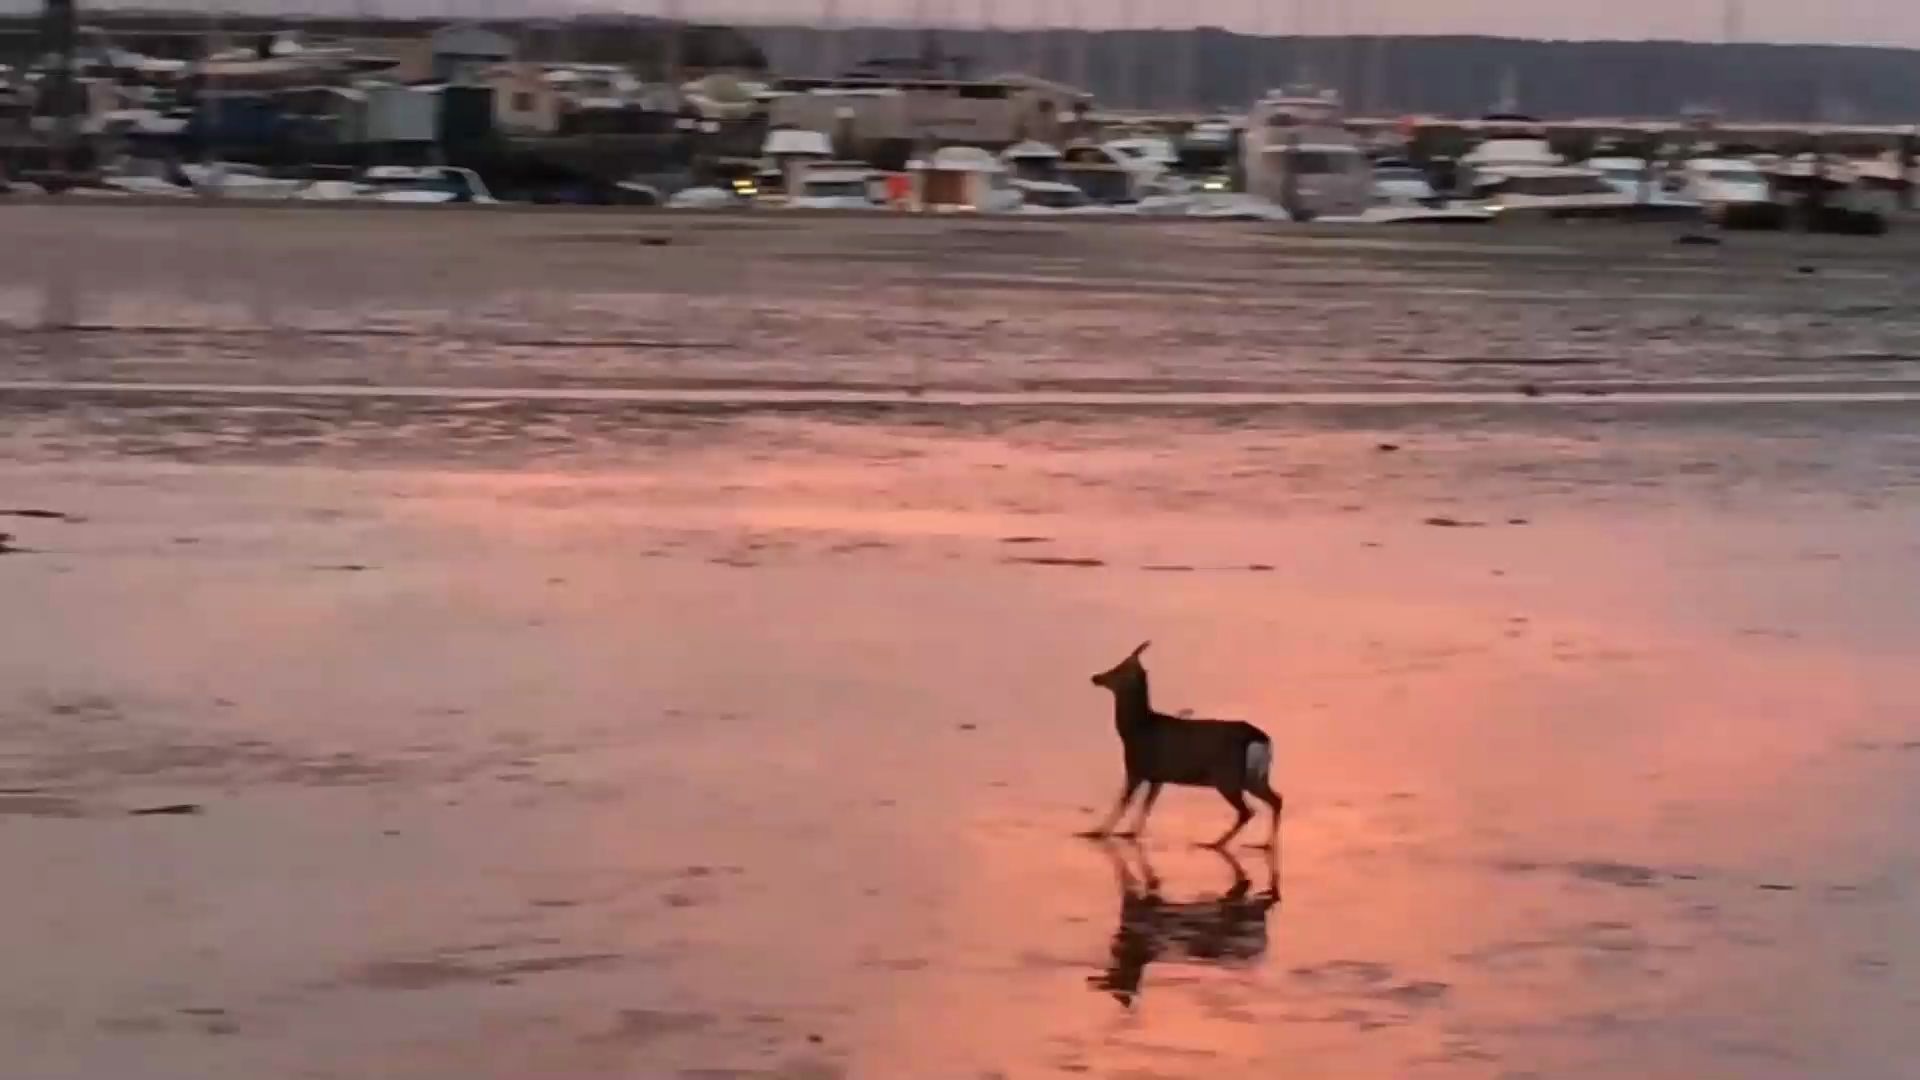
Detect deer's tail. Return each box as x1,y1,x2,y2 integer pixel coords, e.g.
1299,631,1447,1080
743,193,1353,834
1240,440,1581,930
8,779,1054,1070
1244,735,1274,789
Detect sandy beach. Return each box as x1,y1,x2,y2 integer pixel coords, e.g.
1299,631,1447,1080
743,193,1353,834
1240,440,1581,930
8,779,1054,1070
4,205,1920,1079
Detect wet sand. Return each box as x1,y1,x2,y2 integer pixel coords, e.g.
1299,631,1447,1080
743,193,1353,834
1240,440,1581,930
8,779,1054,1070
4,206,1920,1079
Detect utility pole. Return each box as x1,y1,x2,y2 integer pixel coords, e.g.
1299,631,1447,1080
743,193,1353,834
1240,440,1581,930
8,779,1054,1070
42,0,78,186
663,0,683,85
820,0,841,78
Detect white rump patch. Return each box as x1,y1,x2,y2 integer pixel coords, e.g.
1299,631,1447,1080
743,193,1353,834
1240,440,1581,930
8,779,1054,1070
1245,741,1272,783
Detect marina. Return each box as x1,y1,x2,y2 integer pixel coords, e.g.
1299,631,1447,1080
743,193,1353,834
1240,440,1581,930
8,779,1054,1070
3,10,1917,228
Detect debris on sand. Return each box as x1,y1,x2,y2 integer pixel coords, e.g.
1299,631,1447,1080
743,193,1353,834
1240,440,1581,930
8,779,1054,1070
1757,883,1797,892
1517,383,1545,398
1423,517,1486,528
0,509,76,521
0,533,20,554
129,803,203,817
1006,556,1104,568
1566,860,1660,888
1376,443,1402,453
999,536,1053,545
1674,233,1722,247
1507,518,1531,526
0,794,86,818
311,563,372,572
957,723,979,731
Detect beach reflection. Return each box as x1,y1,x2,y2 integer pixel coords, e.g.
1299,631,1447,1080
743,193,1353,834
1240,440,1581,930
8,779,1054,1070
1090,841,1281,1008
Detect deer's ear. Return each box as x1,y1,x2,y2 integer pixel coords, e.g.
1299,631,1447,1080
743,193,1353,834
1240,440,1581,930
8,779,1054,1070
1129,641,1151,661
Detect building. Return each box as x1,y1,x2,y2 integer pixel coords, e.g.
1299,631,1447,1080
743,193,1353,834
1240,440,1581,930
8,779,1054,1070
488,62,562,135
766,72,1086,154
364,83,438,143
423,24,514,85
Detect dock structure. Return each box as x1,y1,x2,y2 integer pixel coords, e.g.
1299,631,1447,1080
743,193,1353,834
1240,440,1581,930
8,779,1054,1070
1090,111,1920,159
4,8,1917,193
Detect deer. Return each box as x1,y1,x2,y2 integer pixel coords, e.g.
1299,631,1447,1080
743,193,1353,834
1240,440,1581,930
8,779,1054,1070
1079,642,1282,849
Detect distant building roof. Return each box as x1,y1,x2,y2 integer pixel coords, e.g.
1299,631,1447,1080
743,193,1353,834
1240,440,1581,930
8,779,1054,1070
763,128,832,156
429,24,514,60
1002,139,1062,161
987,73,1091,100
920,145,1003,172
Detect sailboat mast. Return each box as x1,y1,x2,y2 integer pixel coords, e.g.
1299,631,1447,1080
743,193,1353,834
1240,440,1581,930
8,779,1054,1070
1069,0,1089,103
1028,0,1048,82
819,0,840,78
1182,12,1199,111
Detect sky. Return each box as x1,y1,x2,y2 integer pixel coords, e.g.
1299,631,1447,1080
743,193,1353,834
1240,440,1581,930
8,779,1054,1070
30,0,1920,48
733,0,1920,46
648,0,1919,46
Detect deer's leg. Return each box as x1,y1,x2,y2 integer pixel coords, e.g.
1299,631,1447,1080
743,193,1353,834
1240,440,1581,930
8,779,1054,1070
1248,782,1284,851
1079,778,1140,838
1116,782,1163,839
1098,836,1141,896
1206,787,1254,849
1257,846,1281,904
1206,845,1252,899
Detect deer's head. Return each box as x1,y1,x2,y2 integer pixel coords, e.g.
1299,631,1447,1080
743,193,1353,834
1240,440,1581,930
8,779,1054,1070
1091,641,1151,693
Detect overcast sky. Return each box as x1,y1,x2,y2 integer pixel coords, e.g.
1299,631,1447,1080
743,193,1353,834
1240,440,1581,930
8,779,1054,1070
657,0,1918,46
39,0,1920,48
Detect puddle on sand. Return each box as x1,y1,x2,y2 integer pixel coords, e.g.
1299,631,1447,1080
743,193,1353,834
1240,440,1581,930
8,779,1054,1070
2,444,1918,1080
3,203,1920,1076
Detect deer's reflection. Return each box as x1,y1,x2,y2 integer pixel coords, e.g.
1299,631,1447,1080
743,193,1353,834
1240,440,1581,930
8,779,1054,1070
1089,840,1281,1007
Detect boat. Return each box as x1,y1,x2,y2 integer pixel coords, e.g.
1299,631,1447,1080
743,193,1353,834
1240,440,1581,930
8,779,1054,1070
355,166,497,205
1766,156,1893,235
1320,161,1492,224
1679,157,1785,229
1102,133,1181,193
1058,140,1147,206
1462,130,1694,220
905,146,1022,214
1011,179,1132,216
1000,140,1064,183
1240,88,1371,221
293,179,363,202
180,162,307,200
759,127,835,199
1370,158,1443,206
1457,122,1567,188
1469,165,1643,218
1583,155,1703,217
1331,204,1498,226
667,185,746,210
1177,117,1239,172
1156,192,1289,220
786,161,885,210
1584,155,1660,198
